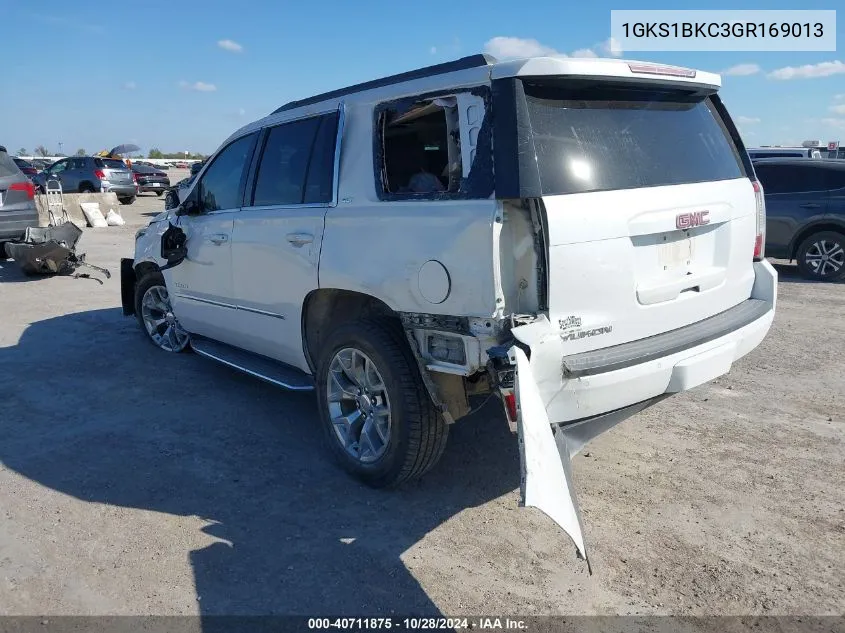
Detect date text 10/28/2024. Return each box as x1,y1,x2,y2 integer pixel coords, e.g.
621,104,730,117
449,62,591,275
308,618,528,630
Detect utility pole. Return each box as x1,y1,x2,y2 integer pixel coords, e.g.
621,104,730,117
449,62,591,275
57,142,63,156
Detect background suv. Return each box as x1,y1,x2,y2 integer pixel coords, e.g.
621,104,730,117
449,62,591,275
0,145,38,248
33,156,137,204
754,158,845,281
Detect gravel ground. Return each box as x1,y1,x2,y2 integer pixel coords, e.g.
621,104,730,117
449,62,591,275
0,186,843,617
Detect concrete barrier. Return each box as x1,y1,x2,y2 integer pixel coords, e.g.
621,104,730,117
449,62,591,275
35,192,122,227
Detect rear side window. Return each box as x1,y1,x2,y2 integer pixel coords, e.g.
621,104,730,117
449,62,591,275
0,151,20,178
251,112,339,207
522,82,745,196
826,168,845,189
754,164,828,194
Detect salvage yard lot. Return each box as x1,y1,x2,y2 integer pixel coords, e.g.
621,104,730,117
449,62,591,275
0,189,843,616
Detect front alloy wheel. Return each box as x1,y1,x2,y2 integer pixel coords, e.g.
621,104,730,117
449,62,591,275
139,281,189,352
327,348,392,463
797,231,845,281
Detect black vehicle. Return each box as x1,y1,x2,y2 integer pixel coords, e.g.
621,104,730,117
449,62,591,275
753,158,845,281
131,164,171,196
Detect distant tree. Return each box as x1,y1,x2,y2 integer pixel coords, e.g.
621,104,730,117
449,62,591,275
17,147,27,156
148,148,164,159
75,148,86,156
34,145,50,157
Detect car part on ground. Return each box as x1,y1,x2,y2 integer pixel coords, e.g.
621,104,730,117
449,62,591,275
5,222,110,280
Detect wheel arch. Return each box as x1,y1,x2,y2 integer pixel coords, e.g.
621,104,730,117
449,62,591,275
301,289,397,374
789,221,845,259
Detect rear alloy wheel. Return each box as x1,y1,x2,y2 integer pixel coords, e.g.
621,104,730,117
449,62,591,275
796,231,845,281
134,272,190,352
316,319,448,487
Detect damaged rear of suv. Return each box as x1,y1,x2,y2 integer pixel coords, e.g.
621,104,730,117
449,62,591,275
123,54,776,566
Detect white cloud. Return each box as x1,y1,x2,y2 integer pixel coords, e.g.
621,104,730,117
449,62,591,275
830,104,845,115
601,37,623,57
821,118,845,130
217,39,243,53
238,108,246,116
179,80,217,92
430,46,437,55
835,94,845,100
122,81,137,90
484,36,622,61
767,60,845,80
484,36,560,59
736,116,761,124
722,63,761,76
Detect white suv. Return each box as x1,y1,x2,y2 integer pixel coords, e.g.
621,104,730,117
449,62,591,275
122,54,777,563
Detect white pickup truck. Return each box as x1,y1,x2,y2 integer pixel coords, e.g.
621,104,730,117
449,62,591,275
122,54,777,565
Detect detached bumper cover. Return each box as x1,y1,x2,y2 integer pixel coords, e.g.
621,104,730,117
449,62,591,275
510,260,777,564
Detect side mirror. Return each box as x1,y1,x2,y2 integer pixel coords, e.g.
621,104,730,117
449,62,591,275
176,197,201,217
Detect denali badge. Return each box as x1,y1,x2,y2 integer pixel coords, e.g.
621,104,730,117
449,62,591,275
559,315,582,331
676,210,710,230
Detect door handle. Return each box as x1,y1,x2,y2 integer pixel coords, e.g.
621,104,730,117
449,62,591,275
206,233,229,245
799,203,821,209
286,232,314,247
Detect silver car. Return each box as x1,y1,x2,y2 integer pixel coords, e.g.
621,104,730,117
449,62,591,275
33,156,137,204
0,146,39,248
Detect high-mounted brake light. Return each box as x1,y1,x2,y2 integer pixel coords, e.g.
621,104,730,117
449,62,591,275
628,63,697,78
10,181,35,200
752,180,766,261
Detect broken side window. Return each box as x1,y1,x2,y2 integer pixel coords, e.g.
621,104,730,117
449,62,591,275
375,91,489,199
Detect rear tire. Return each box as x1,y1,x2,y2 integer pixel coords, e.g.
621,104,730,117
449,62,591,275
79,183,96,194
796,231,845,281
315,319,448,488
155,191,163,197
120,196,136,205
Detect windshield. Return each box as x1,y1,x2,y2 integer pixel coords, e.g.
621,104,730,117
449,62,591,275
521,82,745,196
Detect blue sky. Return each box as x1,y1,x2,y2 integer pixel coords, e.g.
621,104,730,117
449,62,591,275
2,0,843,156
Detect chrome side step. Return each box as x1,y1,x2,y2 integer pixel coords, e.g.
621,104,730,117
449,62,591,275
190,338,315,391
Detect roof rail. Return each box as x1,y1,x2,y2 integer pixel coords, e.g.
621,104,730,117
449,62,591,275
271,54,497,115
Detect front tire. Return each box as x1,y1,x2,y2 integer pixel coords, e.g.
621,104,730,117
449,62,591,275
134,272,190,352
796,231,845,281
316,319,448,488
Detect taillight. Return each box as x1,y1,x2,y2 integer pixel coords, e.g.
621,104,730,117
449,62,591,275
132,172,139,182
751,180,766,261
94,169,105,179
503,391,518,424
10,181,35,199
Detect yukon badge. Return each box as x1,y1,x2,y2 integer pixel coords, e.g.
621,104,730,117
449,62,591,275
676,210,710,230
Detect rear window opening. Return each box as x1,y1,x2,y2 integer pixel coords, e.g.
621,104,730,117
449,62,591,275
521,81,745,196
379,97,462,195
97,158,128,170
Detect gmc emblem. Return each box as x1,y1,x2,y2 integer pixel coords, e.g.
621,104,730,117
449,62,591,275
676,211,710,230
